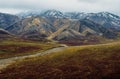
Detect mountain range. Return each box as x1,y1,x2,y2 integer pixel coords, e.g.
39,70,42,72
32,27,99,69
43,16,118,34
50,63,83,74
0,10,120,42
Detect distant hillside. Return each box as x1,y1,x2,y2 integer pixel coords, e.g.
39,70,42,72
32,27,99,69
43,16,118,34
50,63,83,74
0,13,20,29
18,10,120,32
0,29,13,39
6,16,117,41
0,10,120,42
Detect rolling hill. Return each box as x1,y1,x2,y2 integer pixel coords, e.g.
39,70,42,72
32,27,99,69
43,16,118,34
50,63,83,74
0,42,120,79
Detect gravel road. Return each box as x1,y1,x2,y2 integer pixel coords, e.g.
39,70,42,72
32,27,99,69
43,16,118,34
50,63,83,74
0,47,67,71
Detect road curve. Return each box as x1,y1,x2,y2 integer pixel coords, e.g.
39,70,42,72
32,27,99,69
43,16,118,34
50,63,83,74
0,47,67,71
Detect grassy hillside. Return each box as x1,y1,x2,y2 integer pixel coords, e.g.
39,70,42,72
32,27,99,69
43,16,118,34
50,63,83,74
0,39,59,59
0,42,120,79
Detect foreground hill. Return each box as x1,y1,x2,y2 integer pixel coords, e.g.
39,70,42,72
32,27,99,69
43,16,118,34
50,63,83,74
0,39,59,59
0,42,120,79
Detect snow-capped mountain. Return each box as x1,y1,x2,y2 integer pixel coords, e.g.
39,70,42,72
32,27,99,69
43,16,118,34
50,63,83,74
63,12,120,31
18,10,65,18
85,12,120,31
18,10,120,23
41,10,65,18
17,11,42,18
1,10,120,41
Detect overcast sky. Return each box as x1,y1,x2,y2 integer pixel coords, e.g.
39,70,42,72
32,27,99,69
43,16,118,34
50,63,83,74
0,0,119,15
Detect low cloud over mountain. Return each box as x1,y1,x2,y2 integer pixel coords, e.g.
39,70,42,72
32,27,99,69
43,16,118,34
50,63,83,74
0,0,119,15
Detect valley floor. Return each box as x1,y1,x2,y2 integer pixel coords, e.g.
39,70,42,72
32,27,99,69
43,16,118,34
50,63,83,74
0,41,120,79
0,39,59,59
0,46,67,71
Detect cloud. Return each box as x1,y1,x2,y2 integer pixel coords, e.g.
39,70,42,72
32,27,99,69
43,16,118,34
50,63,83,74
0,0,119,15
77,0,99,3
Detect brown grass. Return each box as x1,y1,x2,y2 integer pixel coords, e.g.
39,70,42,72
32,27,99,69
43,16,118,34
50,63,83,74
0,42,120,79
59,36,114,46
0,39,59,59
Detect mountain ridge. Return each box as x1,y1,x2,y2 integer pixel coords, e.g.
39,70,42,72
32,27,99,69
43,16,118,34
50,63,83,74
0,10,120,42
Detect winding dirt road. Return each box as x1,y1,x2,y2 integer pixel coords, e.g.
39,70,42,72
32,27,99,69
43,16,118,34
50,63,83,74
0,47,67,71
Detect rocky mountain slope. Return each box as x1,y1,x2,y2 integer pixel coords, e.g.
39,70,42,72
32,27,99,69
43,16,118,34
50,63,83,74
0,13,20,29
65,12,120,31
0,10,120,41
0,29,13,39
18,10,120,30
